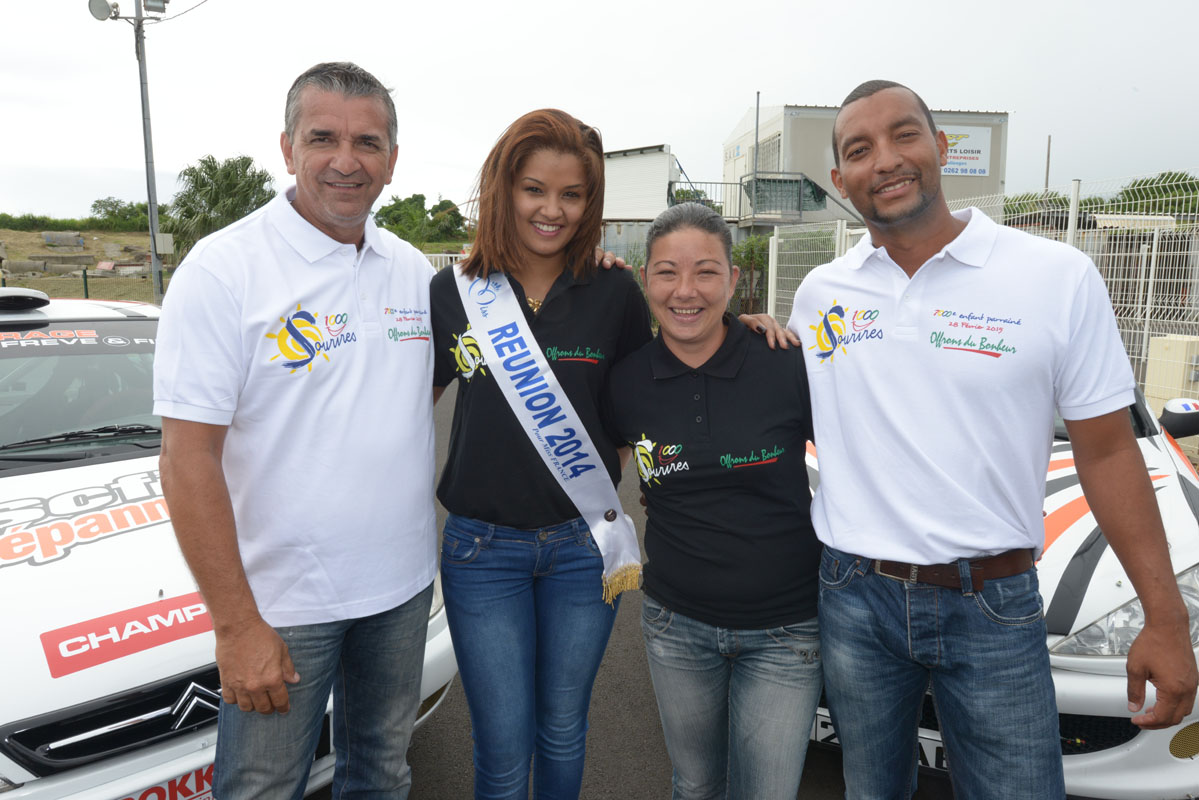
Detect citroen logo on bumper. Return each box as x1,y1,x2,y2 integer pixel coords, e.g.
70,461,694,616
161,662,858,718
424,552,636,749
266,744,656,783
169,682,221,731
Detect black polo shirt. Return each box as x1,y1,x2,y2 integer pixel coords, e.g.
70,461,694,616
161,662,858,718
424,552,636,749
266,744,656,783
431,264,652,528
604,316,820,629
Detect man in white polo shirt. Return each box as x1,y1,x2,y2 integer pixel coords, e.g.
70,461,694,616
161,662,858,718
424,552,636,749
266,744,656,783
154,62,435,799
787,80,1197,799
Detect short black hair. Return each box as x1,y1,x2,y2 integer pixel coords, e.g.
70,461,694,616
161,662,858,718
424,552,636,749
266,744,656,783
831,80,937,166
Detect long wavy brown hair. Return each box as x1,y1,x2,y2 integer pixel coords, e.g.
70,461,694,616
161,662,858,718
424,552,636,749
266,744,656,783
461,109,605,281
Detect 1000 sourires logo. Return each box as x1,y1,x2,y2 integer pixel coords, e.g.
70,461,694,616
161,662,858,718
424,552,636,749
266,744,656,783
634,436,690,485
808,300,884,363
266,303,357,373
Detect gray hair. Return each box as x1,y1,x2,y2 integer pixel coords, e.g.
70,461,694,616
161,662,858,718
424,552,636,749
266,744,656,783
645,202,733,265
284,62,397,150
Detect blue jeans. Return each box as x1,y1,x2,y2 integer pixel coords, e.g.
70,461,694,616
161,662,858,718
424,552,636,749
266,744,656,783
213,583,433,800
818,546,1065,800
641,595,822,800
440,514,618,800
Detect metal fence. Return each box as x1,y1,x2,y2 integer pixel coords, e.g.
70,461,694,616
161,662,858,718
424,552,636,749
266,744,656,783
0,272,167,304
668,172,834,225
767,170,1199,422
426,253,467,271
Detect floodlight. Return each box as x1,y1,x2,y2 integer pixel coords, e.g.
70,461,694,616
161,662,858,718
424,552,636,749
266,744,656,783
88,0,116,20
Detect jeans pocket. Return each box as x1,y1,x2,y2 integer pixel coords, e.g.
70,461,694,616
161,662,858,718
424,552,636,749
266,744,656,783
972,569,1044,626
641,595,673,640
441,526,484,565
770,618,821,663
818,547,861,591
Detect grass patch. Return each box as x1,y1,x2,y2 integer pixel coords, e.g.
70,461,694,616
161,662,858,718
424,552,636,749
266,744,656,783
0,228,158,264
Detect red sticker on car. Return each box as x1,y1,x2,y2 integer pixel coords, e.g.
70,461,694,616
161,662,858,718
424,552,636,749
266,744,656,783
118,764,213,800
41,592,212,678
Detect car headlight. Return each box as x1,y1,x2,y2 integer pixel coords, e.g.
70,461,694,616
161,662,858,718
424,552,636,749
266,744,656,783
1050,562,1199,656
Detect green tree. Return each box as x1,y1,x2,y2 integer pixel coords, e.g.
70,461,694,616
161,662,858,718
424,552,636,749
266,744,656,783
429,197,466,241
671,186,723,216
1114,171,1199,216
375,193,466,247
88,197,172,232
166,155,276,257
731,234,770,314
1003,190,1068,220
376,193,433,248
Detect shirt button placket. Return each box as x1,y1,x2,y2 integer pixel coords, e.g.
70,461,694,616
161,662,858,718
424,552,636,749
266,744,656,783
691,371,708,433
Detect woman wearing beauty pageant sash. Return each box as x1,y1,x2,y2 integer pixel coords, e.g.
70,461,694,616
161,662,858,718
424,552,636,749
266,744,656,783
429,109,651,800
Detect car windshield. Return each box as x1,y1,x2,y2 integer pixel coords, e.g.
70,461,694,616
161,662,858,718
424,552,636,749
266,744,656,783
0,320,160,454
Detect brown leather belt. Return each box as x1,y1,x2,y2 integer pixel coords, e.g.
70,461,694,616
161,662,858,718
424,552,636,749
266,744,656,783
871,549,1033,592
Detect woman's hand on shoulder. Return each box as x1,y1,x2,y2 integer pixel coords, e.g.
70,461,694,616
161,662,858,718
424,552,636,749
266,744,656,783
739,313,801,350
596,246,631,271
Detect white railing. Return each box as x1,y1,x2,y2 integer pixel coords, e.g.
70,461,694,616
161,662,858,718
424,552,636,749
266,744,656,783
426,253,467,271
768,170,1199,430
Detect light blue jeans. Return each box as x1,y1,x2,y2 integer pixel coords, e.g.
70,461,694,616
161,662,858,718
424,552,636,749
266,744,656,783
818,545,1065,800
439,513,618,800
212,583,433,800
641,595,822,800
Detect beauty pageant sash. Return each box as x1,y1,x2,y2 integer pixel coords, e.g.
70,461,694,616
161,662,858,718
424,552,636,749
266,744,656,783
454,266,641,602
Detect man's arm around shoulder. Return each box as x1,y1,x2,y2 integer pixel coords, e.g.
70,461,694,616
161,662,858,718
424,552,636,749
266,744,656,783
160,418,299,714
1066,410,1198,728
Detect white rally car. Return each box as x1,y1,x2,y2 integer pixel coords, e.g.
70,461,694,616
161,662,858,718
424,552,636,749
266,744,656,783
805,391,1199,799
0,289,457,799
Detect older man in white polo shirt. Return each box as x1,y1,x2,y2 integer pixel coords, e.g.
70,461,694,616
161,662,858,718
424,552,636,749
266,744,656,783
154,62,435,799
786,79,1197,799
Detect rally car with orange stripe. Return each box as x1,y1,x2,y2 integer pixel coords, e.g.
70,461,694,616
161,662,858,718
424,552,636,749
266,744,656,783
0,289,457,799
805,395,1199,799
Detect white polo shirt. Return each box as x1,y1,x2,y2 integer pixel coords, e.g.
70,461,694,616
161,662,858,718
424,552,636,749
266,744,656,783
154,188,437,626
787,208,1135,564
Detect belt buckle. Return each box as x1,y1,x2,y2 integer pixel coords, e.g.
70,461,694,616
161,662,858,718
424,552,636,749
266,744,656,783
873,560,920,584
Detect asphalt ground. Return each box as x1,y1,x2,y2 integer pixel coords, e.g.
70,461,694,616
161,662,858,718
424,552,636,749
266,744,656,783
317,382,955,799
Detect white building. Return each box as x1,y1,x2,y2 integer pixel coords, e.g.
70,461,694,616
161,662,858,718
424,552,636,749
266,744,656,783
721,104,1009,229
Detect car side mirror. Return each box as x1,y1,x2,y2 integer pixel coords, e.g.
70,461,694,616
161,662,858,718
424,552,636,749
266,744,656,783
1159,398,1199,440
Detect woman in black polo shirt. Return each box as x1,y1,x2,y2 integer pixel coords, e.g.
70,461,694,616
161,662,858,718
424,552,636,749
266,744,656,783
605,202,823,799
429,109,652,800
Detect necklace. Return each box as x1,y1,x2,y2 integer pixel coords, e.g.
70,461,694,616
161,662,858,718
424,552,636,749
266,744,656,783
526,297,543,313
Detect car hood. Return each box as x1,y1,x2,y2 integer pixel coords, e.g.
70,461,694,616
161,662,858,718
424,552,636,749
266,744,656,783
0,453,213,725
1035,434,1199,637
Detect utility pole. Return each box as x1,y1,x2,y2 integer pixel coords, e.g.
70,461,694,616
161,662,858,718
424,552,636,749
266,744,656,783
90,0,169,304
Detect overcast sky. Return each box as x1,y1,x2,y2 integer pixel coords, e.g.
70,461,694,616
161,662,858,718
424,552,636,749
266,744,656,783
1,0,1193,219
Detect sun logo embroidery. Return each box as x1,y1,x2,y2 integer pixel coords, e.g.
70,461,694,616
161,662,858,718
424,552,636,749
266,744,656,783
266,304,328,373
809,301,848,362
451,327,487,379
634,435,658,485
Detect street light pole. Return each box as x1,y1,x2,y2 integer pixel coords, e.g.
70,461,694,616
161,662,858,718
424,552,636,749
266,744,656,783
133,0,164,304
90,0,166,304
